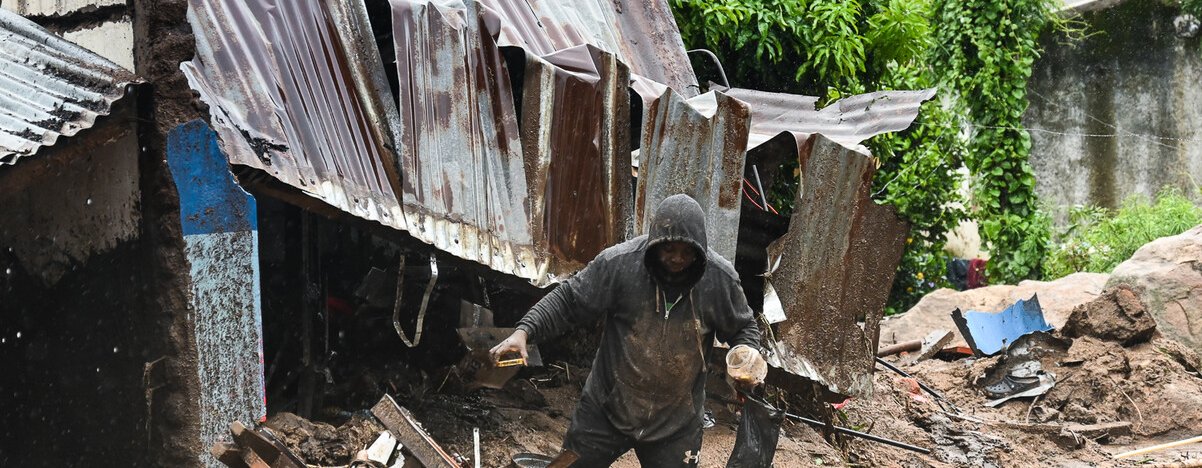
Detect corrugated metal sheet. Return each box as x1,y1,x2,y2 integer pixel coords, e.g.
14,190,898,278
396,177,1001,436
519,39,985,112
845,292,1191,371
481,0,698,99
0,7,139,164
635,89,750,262
183,0,639,285
718,87,936,153
511,44,634,269
387,0,540,279
763,134,909,398
181,0,405,232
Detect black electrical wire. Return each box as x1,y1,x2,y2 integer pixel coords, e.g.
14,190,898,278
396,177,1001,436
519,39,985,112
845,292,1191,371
739,392,932,455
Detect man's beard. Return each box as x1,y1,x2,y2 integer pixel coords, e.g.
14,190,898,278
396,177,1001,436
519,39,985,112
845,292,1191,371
657,267,691,286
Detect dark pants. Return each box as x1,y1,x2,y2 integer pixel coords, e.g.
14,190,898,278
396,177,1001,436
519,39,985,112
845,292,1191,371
562,395,703,468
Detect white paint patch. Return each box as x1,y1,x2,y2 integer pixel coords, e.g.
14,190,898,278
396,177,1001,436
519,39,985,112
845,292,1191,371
2,0,124,17
185,231,266,468
63,18,135,71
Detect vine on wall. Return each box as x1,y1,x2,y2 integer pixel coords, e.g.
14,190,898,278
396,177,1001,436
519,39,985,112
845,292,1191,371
930,0,1063,283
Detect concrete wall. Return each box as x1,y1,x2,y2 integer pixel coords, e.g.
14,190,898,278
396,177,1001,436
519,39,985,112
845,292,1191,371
0,108,140,286
1026,0,1202,218
0,108,149,465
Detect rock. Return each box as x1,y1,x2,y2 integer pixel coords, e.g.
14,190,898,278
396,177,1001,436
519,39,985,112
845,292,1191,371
1061,285,1157,345
880,273,1109,348
1107,225,1202,353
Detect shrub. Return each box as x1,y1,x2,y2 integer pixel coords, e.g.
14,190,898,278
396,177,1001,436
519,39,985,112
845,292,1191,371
1043,188,1202,279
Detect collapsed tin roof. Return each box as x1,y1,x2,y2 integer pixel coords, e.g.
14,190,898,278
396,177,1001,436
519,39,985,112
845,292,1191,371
181,0,934,398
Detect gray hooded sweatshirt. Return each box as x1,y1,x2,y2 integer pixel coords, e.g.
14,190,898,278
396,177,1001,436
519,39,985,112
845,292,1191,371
516,194,761,442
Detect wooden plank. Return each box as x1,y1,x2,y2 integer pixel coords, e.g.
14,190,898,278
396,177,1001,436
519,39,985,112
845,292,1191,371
230,421,303,468
211,441,251,468
371,395,460,468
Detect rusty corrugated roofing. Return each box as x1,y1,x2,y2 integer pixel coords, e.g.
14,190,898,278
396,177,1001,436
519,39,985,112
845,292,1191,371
0,7,139,164
635,89,750,262
183,0,644,285
481,0,698,99
762,134,909,398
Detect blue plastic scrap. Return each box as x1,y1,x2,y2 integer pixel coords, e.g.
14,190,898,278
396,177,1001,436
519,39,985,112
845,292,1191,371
951,295,1053,356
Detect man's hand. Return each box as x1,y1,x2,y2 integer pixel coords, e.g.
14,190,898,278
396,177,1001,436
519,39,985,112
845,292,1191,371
489,329,529,363
725,344,767,391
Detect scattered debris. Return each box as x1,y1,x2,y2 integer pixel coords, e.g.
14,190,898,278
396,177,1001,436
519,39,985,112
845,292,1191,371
982,372,1055,408
262,412,383,466
212,421,307,468
877,339,922,358
371,394,465,468
352,431,399,467
953,295,1053,356
976,332,1071,407
903,330,956,365
1062,285,1157,345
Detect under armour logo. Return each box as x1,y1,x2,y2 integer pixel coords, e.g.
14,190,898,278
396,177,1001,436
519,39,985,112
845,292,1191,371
683,450,699,464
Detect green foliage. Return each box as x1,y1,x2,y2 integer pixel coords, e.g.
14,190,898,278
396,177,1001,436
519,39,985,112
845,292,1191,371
673,0,966,314
672,0,1066,312
670,0,931,94
929,0,1061,283
1043,189,1202,278
1184,0,1202,16
872,100,966,314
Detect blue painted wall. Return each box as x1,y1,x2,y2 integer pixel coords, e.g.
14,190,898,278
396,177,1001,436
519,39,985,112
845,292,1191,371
167,120,266,468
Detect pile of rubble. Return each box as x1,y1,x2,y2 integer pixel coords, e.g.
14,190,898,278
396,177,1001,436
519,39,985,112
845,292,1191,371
209,286,1202,467
855,285,1202,467
208,228,1202,467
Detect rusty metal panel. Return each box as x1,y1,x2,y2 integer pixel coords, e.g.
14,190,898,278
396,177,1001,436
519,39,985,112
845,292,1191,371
389,0,540,279
390,1,633,282
763,134,909,398
181,0,405,231
720,88,935,153
481,0,698,98
183,0,634,286
635,90,750,261
512,44,633,270
0,8,139,164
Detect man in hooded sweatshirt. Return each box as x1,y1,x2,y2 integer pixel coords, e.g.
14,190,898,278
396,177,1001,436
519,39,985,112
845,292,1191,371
490,194,765,467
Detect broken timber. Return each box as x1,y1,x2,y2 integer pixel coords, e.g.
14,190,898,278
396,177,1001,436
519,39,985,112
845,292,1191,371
372,395,461,468
211,421,306,468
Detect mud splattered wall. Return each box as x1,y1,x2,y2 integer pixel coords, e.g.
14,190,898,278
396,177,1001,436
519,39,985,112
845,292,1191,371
0,0,208,465
0,114,140,286
167,120,267,468
0,113,149,465
1026,0,1202,218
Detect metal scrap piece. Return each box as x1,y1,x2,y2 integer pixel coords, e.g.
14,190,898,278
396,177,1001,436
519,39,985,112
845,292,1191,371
635,89,751,261
953,295,1054,356
762,134,910,399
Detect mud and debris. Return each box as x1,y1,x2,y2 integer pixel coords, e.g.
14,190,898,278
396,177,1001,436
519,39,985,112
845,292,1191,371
215,284,1202,468
1062,284,1158,345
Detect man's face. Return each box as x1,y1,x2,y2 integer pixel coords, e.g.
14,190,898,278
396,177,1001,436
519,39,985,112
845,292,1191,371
655,241,697,274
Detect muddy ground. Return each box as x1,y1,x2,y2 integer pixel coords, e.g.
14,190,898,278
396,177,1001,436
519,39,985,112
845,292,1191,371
260,320,1202,467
